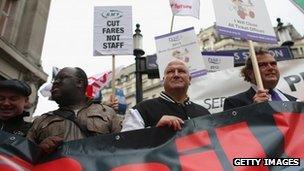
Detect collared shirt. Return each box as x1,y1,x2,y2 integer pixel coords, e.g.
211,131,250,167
121,92,210,132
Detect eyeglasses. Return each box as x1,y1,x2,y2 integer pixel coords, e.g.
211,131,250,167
52,75,78,84
258,61,277,69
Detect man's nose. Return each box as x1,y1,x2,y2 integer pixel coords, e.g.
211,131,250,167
1,99,11,106
52,79,60,85
174,69,179,76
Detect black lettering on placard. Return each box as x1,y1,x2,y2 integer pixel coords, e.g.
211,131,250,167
203,97,226,110
203,99,211,109
283,75,301,91
107,20,120,27
106,35,120,41
103,42,124,49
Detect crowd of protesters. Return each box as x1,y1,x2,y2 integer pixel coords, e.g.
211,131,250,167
0,47,299,155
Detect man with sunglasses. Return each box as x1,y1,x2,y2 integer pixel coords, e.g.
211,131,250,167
223,48,297,111
27,67,122,154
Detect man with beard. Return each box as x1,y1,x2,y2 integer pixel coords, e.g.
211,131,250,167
27,67,121,154
0,79,32,136
122,59,210,131
223,48,297,111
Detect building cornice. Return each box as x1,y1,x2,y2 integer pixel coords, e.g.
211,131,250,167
0,38,48,81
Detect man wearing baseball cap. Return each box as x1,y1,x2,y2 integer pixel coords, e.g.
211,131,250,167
0,79,32,136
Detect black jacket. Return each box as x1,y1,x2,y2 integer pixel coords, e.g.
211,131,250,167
134,92,210,127
0,111,32,137
223,87,297,111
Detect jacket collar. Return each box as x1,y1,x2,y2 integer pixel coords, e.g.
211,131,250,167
59,99,92,111
160,92,191,106
0,111,29,123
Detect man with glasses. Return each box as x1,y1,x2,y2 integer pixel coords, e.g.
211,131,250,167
223,48,297,111
27,67,122,154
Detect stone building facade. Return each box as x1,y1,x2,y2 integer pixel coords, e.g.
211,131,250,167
0,0,51,116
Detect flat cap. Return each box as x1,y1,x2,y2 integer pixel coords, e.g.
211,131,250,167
0,79,32,96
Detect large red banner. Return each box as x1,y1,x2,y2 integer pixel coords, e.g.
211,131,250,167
0,102,303,171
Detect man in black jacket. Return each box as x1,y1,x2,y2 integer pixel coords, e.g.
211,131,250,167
0,79,32,136
122,59,210,131
224,48,297,111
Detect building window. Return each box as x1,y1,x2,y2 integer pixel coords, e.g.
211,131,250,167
0,0,14,36
121,75,129,82
129,73,135,79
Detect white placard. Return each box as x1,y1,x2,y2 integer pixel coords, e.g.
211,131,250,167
203,54,234,72
213,0,277,44
155,27,206,80
93,6,133,55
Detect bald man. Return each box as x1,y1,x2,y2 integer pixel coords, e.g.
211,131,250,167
122,59,210,131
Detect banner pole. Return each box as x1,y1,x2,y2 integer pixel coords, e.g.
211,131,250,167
112,54,116,94
170,15,175,33
248,40,264,90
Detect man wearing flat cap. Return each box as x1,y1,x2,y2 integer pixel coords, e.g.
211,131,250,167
0,79,32,136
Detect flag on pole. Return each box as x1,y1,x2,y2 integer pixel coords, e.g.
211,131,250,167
87,71,112,98
52,67,60,80
289,0,304,14
169,0,200,19
40,67,61,98
86,66,124,99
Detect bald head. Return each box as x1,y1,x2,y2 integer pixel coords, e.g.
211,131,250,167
163,59,191,99
164,59,189,76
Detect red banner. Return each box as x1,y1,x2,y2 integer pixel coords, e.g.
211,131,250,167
0,102,303,171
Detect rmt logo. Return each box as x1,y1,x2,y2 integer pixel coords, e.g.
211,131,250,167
101,10,123,19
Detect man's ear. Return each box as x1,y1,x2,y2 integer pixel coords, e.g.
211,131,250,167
248,70,256,83
25,97,29,104
24,97,30,109
76,79,83,89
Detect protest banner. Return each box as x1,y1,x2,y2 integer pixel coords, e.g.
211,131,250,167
155,27,206,80
189,58,304,113
0,102,303,170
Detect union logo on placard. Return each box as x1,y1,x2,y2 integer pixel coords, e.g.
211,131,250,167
101,10,123,19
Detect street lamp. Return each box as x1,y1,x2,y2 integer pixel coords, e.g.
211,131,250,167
133,24,145,104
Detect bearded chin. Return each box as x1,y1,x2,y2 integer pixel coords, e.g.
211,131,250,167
53,93,76,106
